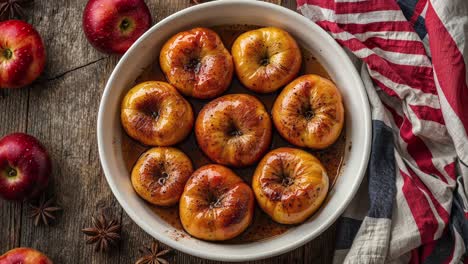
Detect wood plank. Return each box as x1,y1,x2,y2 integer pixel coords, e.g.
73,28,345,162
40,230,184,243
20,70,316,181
19,57,123,263
303,225,337,264
281,0,298,11
0,88,28,253
0,4,35,255
16,1,122,263
265,0,283,5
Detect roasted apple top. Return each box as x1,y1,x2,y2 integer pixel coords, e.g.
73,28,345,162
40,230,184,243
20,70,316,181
272,74,344,149
160,27,234,99
231,27,302,93
252,147,329,225
179,164,255,241
121,81,194,146
195,94,272,167
131,147,193,206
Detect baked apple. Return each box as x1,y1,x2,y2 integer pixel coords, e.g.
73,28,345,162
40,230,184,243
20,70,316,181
179,164,254,241
272,74,344,149
121,81,194,146
195,94,272,167
131,147,193,206
159,27,233,99
231,27,302,93
252,147,329,224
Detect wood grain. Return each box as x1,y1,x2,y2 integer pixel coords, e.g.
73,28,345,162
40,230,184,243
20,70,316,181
0,0,336,263
0,88,28,253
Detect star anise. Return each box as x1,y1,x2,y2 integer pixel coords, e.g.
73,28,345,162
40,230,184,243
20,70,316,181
28,194,62,226
136,241,172,264
0,0,33,21
82,214,121,252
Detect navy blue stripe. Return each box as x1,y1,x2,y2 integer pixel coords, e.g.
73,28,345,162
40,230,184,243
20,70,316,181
423,229,453,264
367,120,396,219
397,0,418,21
414,16,428,40
424,183,468,263
396,0,428,40
450,191,468,247
336,217,363,250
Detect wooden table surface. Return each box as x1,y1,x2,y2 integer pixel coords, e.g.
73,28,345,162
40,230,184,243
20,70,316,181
0,0,336,263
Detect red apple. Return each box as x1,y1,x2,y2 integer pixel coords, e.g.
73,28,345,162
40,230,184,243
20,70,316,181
0,20,46,89
0,133,51,201
82,0,152,54
0,248,52,264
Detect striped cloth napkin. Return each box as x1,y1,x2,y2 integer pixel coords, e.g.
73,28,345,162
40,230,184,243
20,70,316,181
296,0,468,263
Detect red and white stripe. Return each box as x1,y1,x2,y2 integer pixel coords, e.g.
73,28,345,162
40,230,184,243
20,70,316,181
426,0,468,163
298,0,468,263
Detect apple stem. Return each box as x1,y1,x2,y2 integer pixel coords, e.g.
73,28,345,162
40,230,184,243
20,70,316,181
304,109,315,120
6,166,17,178
260,57,269,66
2,48,12,60
120,18,131,31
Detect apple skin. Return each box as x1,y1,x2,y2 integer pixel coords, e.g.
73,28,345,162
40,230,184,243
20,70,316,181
83,0,152,54
0,20,46,89
0,133,51,201
0,248,52,264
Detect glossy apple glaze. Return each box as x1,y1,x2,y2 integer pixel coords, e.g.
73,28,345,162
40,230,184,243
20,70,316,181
121,25,347,243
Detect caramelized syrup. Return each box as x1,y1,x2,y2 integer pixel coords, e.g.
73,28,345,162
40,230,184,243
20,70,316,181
121,25,347,243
